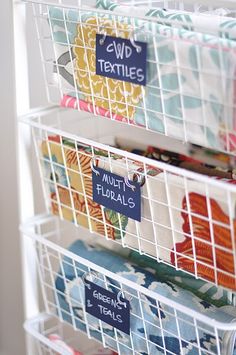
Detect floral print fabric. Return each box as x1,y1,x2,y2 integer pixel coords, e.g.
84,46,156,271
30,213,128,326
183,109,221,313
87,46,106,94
73,17,142,120
41,135,236,291
42,136,129,240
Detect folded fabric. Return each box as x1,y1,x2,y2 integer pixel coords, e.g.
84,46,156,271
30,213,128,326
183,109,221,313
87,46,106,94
41,135,236,291
48,334,82,355
94,1,236,152
96,0,236,40
48,5,236,152
115,135,233,170
96,156,236,291
128,145,236,179
48,334,117,355
61,95,128,123
128,251,232,308
55,239,236,355
86,350,117,355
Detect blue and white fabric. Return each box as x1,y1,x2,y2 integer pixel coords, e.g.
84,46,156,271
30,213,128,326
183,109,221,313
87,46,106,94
55,240,236,355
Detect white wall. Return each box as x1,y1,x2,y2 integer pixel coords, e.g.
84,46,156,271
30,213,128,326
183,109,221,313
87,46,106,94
0,1,26,354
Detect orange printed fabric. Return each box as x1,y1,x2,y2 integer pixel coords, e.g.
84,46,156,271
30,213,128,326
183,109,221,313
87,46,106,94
41,135,236,291
41,136,129,241
172,193,236,291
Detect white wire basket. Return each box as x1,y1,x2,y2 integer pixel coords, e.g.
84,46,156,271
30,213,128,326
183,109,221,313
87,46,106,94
22,0,236,8
24,313,114,355
21,215,236,355
23,0,236,155
21,106,236,292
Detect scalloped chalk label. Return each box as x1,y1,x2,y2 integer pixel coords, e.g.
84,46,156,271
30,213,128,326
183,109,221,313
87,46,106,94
92,167,141,222
85,281,130,335
96,34,147,86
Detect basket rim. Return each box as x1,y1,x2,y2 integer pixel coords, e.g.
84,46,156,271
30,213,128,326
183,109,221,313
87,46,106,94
21,213,236,330
19,105,236,193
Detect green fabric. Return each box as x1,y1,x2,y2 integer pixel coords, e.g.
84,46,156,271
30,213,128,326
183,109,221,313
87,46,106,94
96,0,236,40
129,251,232,308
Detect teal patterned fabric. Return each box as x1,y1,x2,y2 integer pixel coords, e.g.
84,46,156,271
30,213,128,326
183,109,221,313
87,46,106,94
49,5,236,151
95,1,236,150
55,240,236,355
96,0,236,40
128,251,232,308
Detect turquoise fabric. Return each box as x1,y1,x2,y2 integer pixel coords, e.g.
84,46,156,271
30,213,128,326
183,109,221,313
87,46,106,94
128,251,232,308
96,0,236,40
55,240,236,355
49,5,236,150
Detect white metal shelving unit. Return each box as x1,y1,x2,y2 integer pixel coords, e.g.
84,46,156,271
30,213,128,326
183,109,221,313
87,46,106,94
14,0,236,354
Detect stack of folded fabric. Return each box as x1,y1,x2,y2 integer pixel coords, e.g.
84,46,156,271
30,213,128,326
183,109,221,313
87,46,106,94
41,134,236,290
125,144,235,179
55,239,236,355
49,1,236,151
128,251,232,308
96,0,236,40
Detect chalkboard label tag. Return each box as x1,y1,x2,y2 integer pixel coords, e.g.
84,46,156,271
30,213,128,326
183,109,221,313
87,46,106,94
85,281,130,335
92,167,141,222
96,34,147,86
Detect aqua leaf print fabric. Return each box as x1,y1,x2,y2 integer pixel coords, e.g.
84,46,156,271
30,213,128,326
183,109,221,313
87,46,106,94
156,44,176,63
49,5,236,151
49,7,80,44
96,0,236,40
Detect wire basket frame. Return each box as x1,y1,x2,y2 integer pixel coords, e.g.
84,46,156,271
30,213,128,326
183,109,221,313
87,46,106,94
25,0,236,155
22,0,236,12
122,0,236,10
21,106,236,292
24,313,109,355
22,215,236,355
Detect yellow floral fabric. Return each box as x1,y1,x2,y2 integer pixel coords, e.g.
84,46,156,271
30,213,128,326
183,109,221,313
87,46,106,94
73,17,142,120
